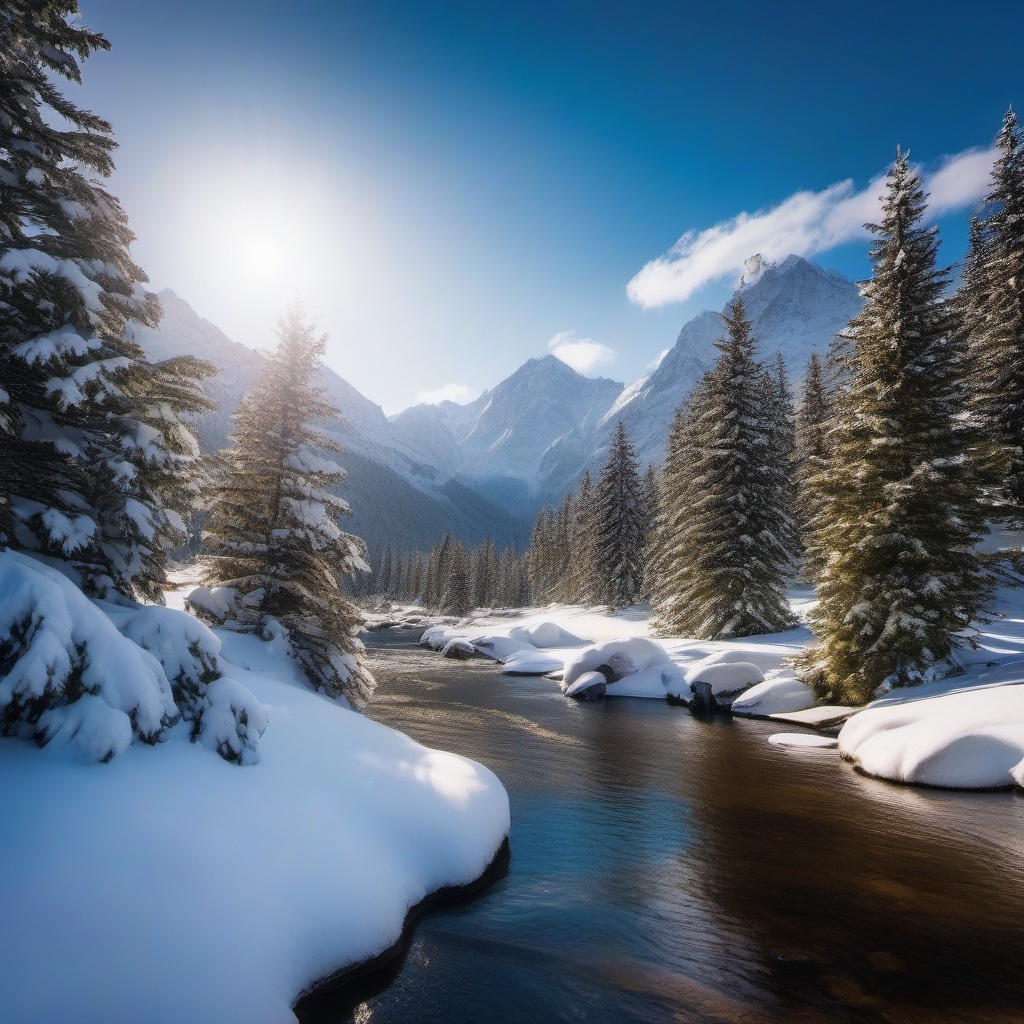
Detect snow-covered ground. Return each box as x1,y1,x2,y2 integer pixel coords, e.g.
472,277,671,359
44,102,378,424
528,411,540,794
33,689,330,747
0,566,509,1024
409,584,1024,791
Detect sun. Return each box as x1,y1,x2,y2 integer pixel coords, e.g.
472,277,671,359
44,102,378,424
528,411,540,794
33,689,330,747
232,228,289,283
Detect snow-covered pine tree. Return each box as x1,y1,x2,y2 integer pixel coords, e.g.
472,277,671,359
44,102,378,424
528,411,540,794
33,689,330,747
527,508,555,603
639,462,660,597
799,151,992,705
593,420,647,608
958,109,1024,520
794,351,832,556
0,2,215,602
764,352,801,562
201,305,375,708
569,470,600,604
472,536,499,608
650,298,795,638
425,532,452,610
441,541,472,615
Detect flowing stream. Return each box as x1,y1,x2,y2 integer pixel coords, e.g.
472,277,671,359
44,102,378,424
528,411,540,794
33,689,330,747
315,630,1024,1023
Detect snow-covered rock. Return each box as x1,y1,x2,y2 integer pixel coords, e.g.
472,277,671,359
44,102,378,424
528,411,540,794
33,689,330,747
441,638,476,659
730,674,816,717
684,654,765,696
561,637,686,699
838,676,1024,790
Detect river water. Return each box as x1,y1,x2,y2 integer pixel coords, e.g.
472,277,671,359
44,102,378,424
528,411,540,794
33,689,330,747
321,630,1024,1023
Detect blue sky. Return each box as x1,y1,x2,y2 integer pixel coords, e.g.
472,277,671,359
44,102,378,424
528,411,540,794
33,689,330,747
75,0,1023,411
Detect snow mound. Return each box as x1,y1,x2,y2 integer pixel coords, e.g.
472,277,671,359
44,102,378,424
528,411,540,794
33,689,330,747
0,551,177,761
769,733,838,749
838,680,1024,789
441,638,476,659
511,621,588,649
731,673,816,717
562,638,686,699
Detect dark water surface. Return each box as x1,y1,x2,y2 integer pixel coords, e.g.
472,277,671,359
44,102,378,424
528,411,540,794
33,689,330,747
344,630,1024,1023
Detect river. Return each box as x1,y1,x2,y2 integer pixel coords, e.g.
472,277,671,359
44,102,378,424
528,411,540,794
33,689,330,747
307,629,1024,1024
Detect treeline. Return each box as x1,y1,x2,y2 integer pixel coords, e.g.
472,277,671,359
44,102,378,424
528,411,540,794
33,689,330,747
361,535,530,614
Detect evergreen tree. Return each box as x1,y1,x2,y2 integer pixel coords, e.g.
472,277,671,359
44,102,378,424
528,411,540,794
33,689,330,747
593,420,647,607
569,471,600,603
0,2,214,601
794,351,832,554
764,352,801,561
441,541,472,615
959,108,1024,519
800,151,992,704
202,305,374,707
650,297,795,638
424,532,451,609
472,536,499,608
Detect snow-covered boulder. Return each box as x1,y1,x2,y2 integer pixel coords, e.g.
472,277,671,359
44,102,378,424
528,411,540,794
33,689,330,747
838,679,1024,789
564,670,607,699
467,633,535,661
684,653,765,696
0,551,178,762
561,637,686,700
730,673,816,717
441,638,476,660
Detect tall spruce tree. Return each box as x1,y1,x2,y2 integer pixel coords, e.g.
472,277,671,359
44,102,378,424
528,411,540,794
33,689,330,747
958,109,1024,519
202,305,374,708
593,420,647,607
650,297,795,638
794,351,832,539
800,151,991,704
0,1,214,601
569,471,600,603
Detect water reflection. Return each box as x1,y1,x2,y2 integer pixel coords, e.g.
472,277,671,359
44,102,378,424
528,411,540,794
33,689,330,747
306,632,1024,1024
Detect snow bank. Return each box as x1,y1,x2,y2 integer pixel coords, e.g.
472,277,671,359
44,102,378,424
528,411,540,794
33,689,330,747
0,629,510,1024
838,674,1024,789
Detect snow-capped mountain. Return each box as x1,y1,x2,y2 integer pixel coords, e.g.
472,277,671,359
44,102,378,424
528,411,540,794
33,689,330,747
560,253,863,496
393,254,862,515
136,290,530,555
143,254,861,545
390,355,623,518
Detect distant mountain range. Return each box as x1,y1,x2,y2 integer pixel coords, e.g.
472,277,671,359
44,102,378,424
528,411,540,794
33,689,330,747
138,254,861,552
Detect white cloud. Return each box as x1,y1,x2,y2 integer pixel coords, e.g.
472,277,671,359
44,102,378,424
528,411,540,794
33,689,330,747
413,382,479,406
627,147,997,309
547,330,616,375
646,348,670,371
